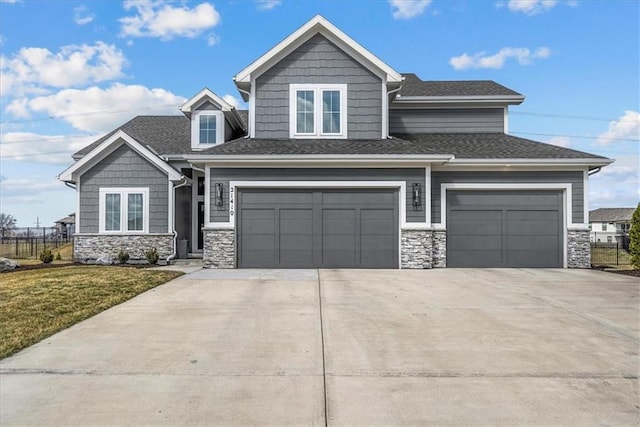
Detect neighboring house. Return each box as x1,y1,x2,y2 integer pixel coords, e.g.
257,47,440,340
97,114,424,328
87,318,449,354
54,213,76,239
58,15,612,269
589,208,635,244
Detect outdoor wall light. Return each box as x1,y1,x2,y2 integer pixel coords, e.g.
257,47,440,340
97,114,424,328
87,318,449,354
215,183,224,207
412,183,422,208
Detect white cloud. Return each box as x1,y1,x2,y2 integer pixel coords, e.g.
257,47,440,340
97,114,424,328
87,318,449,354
596,110,640,145
222,94,243,109
207,34,219,46
119,0,220,41
589,155,640,208
0,132,97,165
256,0,281,11
504,0,558,15
450,46,551,70
74,5,95,25
546,136,571,148
8,83,186,133
0,42,126,96
389,0,433,19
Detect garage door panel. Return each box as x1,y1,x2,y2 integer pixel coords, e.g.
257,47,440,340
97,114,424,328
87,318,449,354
447,191,562,268
322,209,356,234
360,209,395,235
242,191,313,205
240,209,275,234
449,250,503,267
449,235,503,251
322,191,395,205
279,209,313,235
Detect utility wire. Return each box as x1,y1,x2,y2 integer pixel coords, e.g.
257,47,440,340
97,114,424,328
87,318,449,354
0,134,99,145
511,131,640,143
511,111,640,123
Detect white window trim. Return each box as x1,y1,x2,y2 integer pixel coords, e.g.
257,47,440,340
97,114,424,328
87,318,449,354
99,187,149,234
289,83,347,139
191,110,224,149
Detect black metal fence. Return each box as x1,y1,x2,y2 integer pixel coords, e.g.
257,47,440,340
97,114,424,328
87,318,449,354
590,241,631,266
0,227,72,259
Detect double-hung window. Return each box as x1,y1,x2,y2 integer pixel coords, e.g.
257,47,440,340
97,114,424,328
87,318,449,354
290,84,347,138
191,111,224,149
99,188,149,233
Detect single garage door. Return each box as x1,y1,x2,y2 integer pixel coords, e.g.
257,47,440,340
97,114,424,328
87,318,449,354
447,190,563,268
238,188,398,268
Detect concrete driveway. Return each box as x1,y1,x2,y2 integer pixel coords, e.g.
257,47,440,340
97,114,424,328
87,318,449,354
1,268,638,426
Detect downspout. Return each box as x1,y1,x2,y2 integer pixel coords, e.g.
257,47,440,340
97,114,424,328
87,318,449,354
588,167,602,176
64,181,76,190
386,83,403,139
236,86,252,138
166,177,190,264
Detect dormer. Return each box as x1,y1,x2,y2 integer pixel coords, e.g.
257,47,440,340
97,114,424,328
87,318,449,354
180,88,245,150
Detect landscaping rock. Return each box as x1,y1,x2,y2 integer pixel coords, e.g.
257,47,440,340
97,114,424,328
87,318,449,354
95,254,114,265
0,257,20,272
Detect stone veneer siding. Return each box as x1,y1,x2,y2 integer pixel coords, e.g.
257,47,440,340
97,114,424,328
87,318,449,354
74,234,173,264
567,230,590,268
432,230,447,268
203,229,235,268
401,230,433,269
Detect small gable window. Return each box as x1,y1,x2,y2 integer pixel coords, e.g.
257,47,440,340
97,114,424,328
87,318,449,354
192,110,224,149
99,188,149,234
290,84,347,138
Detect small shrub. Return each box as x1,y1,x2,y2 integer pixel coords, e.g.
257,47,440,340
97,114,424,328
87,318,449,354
40,248,54,264
55,252,62,261
117,249,130,264
145,247,159,265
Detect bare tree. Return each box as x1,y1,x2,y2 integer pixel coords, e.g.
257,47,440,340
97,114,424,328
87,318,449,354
0,213,17,237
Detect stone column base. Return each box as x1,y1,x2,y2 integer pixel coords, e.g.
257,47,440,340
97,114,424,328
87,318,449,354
568,230,590,268
203,229,235,268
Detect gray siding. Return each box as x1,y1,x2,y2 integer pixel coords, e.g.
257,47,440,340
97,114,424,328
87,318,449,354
209,168,425,223
79,144,170,233
255,34,382,139
431,171,584,224
389,108,504,134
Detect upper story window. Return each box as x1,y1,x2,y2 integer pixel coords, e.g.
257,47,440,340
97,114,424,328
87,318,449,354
99,188,149,234
289,84,347,138
191,110,224,149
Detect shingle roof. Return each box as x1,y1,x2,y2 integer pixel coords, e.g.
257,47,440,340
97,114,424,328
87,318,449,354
73,112,249,158
199,136,441,155
395,133,608,159
398,73,522,97
589,208,635,223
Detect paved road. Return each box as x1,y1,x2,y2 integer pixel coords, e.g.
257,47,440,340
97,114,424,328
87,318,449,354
1,268,638,426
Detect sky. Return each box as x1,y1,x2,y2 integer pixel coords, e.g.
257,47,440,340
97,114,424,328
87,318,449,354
0,0,638,227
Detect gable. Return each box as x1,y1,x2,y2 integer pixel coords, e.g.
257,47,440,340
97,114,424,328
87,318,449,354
253,34,382,140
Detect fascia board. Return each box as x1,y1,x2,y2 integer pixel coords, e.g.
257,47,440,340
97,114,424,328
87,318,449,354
58,130,182,182
393,95,525,105
180,88,234,113
181,155,453,168
234,15,402,85
446,158,614,168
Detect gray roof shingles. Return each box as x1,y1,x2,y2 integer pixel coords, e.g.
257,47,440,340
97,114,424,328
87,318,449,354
398,73,522,98
589,208,635,223
395,133,608,160
199,137,441,156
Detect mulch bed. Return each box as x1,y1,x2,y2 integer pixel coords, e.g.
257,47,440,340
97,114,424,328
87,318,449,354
1,262,157,273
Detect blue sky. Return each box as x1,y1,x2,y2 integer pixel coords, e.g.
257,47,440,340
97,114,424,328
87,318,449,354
1,0,638,227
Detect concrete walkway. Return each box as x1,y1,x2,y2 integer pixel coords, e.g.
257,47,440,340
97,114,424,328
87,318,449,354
1,268,638,426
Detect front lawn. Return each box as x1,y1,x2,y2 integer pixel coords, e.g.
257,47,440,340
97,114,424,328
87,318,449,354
591,246,632,266
0,266,183,359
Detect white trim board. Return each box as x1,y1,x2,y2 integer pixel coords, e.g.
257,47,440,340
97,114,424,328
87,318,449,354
58,130,182,182
205,180,432,233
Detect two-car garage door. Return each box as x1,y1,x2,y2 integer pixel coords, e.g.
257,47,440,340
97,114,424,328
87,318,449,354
237,188,398,268
447,190,563,268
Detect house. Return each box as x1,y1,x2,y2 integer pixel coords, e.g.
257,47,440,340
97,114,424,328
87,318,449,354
589,207,635,244
54,213,76,239
58,15,612,269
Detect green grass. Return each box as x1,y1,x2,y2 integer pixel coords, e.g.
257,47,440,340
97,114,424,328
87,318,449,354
591,246,632,266
0,266,183,359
